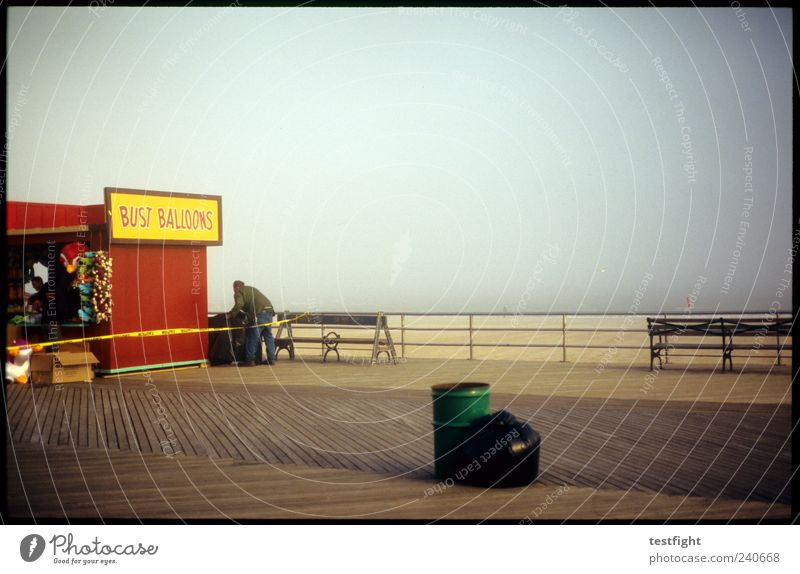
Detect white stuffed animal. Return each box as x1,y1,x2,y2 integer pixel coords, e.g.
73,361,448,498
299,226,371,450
5,342,35,384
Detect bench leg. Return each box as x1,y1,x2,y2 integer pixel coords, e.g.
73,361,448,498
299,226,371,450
323,347,340,363
650,349,662,371
275,342,295,360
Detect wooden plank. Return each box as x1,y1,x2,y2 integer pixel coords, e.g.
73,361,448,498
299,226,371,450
38,387,63,446
56,388,76,446
10,386,37,443
117,388,147,453
6,443,790,521
212,393,285,465
86,386,100,450
264,395,382,471
298,396,412,475
128,389,163,455
181,392,256,461
201,392,265,461
68,386,83,447
524,405,789,503
5,385,30,429
108,387,131,451
254,395,347,470
100,388,119,450
317,396,433,476
168,392,225,459
77,386,90,448
16,386,42,443
215,393,304,466
152,390,202,458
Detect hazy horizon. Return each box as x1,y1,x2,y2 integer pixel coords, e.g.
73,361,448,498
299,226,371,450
6,6,794,315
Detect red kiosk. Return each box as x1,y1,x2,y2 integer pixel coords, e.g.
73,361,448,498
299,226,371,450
6,188,222,375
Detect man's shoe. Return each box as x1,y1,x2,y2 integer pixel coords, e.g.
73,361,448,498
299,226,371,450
239,361,256,367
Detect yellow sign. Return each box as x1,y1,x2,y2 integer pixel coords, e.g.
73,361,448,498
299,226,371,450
105,188,222,245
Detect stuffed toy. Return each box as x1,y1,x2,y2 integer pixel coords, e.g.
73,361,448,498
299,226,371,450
78,304,95,323
5,340,40,385
59,242,86,274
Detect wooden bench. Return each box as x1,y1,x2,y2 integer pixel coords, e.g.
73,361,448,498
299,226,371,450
274,312,398,364
647,316,791,372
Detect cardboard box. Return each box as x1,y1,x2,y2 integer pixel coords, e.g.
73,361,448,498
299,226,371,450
31,350,100,384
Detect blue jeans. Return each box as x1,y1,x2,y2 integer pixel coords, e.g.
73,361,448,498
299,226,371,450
245,311,277,363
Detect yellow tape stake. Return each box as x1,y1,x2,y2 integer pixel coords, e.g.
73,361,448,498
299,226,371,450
6,312,309,352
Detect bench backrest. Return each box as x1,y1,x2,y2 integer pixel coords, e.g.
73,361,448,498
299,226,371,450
647,317,791,337
647,318,727,336
728,318,791,336
277,312,381,328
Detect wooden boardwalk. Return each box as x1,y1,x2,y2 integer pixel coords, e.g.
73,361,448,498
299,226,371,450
4,359,792,520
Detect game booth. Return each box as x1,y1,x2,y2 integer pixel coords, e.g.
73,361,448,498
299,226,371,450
6,188,222,379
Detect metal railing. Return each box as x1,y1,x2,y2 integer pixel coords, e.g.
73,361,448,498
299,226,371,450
209,310,793,364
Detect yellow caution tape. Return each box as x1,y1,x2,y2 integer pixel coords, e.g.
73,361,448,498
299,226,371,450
6,312,309,352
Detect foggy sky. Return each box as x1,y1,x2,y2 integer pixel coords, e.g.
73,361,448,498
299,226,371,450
6,6,793,314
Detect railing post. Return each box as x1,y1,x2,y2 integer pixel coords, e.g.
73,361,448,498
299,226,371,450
401,314,405,359
469,314,474,360
562,314,567,362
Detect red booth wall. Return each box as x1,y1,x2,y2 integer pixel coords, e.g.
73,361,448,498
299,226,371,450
95,243,209,373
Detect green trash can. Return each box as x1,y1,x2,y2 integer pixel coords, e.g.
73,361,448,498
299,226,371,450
431,382,491,479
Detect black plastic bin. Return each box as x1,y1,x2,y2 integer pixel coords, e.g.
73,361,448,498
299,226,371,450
453,410,541,488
